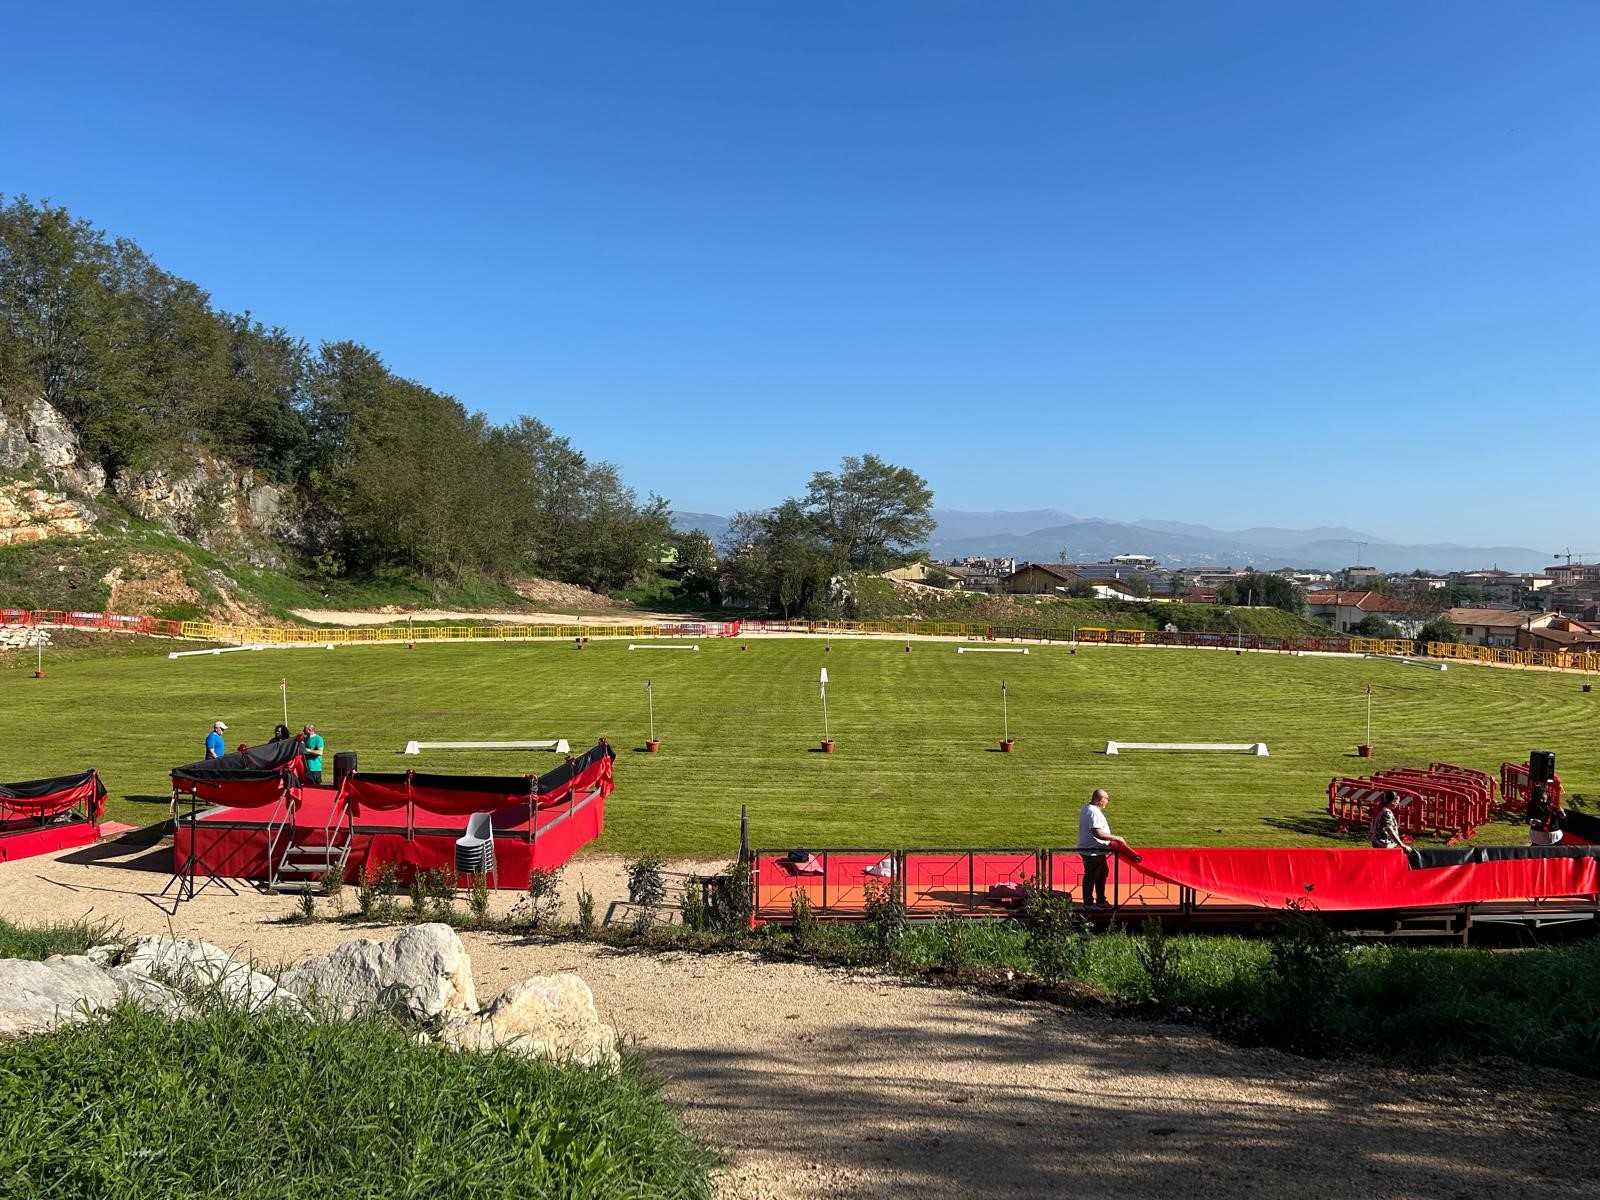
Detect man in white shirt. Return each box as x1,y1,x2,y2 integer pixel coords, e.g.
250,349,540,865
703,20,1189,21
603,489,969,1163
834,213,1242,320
1077,788,1129,907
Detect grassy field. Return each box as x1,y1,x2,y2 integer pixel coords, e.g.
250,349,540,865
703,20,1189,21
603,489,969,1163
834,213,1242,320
2,637,1594,856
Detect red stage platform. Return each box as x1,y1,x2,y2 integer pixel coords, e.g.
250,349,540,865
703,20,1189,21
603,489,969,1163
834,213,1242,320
0,770,109,865
0,814,103,864
176,783,604,889
172,741,614,890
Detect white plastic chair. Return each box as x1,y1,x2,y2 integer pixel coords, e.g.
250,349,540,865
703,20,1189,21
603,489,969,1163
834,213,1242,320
454,812,497,889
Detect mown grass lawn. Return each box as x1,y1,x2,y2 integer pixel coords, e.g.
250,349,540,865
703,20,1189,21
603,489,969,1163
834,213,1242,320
3,638,1594,856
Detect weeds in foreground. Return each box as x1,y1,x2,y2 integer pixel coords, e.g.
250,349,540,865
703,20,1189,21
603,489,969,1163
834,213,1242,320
1017,889,1088,985
1,1004,715,1199
576,879,597,935
862,880,907,964
1133,918,1182,1006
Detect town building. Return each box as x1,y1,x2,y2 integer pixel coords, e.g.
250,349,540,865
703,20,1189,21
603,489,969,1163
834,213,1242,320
1305,590,1415,635
1438,607,1556,648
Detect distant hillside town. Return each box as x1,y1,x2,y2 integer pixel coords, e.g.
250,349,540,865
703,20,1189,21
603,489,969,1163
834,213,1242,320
891,554,1600,654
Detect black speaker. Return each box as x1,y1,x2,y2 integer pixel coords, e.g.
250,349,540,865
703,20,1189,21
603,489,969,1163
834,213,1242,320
1529,749,1556,784
333,750,358,787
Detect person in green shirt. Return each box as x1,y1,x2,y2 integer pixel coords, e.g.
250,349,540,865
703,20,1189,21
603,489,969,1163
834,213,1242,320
301,723,326,785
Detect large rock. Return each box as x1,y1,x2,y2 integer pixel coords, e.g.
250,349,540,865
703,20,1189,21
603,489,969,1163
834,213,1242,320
115,935,299,1013
0,956,123,1035
441,973,620,1069
0,395,106,497
281,924,478,1024
113,451,299,555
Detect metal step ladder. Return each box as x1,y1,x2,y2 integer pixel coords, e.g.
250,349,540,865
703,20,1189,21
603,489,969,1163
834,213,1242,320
268,789,353,894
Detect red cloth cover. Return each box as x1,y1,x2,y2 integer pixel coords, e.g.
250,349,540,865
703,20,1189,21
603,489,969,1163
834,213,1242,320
1118,845,1600,911
177,776,290,809
0,773,103,820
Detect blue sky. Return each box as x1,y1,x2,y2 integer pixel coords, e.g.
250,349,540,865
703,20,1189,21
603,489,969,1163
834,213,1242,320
5,2,1597,548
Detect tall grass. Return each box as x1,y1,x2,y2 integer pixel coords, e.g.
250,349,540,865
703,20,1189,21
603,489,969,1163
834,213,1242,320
0,1003,714,1200
0,916,115,960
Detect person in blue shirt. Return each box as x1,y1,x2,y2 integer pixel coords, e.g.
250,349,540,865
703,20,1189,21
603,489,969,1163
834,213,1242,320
301,723,325,784
205,721,228,759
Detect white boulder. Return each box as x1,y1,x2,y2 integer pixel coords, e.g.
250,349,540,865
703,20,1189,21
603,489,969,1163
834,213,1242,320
116,934,300,1013
0,956,122,1035
442,973,620,1069
282,923,478,1023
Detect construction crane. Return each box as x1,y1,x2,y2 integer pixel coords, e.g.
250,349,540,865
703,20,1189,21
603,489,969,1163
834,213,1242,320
1553,549,1600,567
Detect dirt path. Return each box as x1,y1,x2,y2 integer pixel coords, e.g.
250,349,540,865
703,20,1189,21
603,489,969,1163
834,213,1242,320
3,841,1596,1199
290,608,686,626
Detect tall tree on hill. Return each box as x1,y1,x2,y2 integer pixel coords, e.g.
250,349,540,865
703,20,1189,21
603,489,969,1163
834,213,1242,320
804,454,934,571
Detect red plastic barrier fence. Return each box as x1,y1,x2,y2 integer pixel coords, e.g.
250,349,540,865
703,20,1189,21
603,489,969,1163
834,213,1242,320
1499,762,1562,815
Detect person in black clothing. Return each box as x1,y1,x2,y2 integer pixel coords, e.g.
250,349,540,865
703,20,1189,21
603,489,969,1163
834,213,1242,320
270,723,292,743
1528,785,1564,846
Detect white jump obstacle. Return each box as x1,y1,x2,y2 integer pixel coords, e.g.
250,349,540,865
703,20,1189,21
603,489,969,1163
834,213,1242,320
1364,654,1448,672
1104,741,1269,757
956,647,1029,655
402,739,570,756
628,644,700,651
169,644,334,659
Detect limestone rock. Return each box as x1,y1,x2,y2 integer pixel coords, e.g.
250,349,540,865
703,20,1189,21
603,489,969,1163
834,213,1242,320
282,924,478,1023
0,396,105,497
113,451,300,552
441,973,620,1069
116,935,299,1013
104,966,193,1019
0,955,122,1035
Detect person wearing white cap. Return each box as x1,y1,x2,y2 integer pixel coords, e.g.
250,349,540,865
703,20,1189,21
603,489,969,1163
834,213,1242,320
205,721,228,760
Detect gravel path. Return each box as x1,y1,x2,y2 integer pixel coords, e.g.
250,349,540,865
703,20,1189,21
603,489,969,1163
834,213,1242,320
4,839,1596,1199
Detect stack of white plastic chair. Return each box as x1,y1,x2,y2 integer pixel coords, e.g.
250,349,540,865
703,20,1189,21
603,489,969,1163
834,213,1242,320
454,812,496,885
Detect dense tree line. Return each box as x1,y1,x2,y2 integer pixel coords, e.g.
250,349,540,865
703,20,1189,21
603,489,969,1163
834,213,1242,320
0,197,668,590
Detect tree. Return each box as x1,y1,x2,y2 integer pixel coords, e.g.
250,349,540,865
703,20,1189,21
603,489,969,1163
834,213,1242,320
803,454,934,571
1216,571,1306,615
1414,617,1463,647
1124,574,1152,598
674,528,719,602
1349,615,1402,638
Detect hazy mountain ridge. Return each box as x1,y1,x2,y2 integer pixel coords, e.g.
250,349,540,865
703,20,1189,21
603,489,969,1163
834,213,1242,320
674,508,1550,573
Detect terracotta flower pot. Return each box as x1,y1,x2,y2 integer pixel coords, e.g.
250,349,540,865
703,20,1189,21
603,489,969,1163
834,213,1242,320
1357,744,1374,758
1000,739,1015,753
820,739,835,753
646,739,661,753
1584,684,1593,693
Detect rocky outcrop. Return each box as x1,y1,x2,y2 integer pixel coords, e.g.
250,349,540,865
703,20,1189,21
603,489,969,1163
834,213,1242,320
0,396,106,497
442,973,620,1068
0,482,96,546
281,924,478,1023
113,452,299,559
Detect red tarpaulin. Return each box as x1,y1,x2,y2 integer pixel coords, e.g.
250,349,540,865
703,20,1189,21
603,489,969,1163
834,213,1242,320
345,747,615,818
1119,846,1600,911
0,771,105,822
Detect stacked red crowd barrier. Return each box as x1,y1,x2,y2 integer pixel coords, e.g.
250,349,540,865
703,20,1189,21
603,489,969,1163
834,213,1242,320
1499,761,1562,815
0,608,185,637
1329,762,1493,844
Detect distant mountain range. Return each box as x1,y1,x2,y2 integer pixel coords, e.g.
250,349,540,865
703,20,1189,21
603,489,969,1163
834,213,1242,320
671,507,1552,573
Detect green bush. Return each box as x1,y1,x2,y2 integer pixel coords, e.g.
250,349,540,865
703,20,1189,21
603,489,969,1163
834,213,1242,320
523,867,564,931
1132,918,1182,1005
1264,905,1349,1056
0,1004,713,1199
933,912,974,973
1016,889,1089,985
862,880,908,964
0,917,114,960
575,878,597,935
789,889,817,951
625,855,667,933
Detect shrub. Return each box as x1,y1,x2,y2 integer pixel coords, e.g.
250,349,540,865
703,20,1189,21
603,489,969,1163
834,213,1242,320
374,864,400,921
706,857,754,934
408,872,428,918
789,889,817,950
1264,903,1349,1056
625,854,667,933
934,912,974,974
356,867,379,919
679,875,706,931
468,873,491,926
424,868,458,921
576,878,597,935
524,866,564,931
319,865,346,914
297,890,317,923
1017,889,1089,985
1132,918,1182,1006
862,880,907,964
